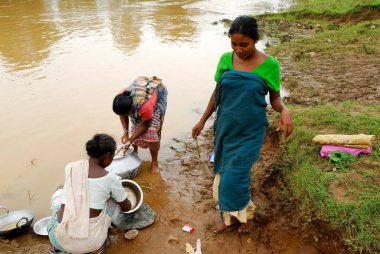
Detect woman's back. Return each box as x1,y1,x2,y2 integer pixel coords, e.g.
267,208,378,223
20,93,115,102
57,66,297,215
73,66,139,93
60,170,127,210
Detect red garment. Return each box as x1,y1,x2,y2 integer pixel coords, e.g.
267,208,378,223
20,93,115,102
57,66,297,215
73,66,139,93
140,92,157,122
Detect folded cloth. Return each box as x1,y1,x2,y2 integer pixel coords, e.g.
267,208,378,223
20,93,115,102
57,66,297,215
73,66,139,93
60,160,90,239
312,134,375,147
321,145,372,157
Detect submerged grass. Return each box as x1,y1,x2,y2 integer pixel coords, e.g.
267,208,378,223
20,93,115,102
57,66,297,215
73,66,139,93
276,102,380,252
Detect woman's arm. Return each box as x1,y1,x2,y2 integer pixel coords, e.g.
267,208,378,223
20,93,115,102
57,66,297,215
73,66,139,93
128,119,152,144
192,90,216,138
269,91,293,138
120,115,129,144
118,198,132,212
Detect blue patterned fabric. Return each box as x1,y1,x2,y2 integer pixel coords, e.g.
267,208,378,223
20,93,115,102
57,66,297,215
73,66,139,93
129,77,168,124
214,70,268,211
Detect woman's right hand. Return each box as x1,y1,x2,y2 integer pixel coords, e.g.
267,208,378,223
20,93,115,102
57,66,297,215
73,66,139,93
121,133,129,144
192,121,205,139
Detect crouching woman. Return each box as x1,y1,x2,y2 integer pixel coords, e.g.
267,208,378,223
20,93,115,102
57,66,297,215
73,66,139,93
47,134,132,254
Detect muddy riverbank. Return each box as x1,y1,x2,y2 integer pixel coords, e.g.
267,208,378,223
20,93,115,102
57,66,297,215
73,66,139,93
0,126,344,254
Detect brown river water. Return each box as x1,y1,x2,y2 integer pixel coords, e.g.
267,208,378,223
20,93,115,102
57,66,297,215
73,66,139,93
0,1,309,253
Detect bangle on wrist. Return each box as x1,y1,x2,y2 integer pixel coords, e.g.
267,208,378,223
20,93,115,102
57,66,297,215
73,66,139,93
123,128,128,133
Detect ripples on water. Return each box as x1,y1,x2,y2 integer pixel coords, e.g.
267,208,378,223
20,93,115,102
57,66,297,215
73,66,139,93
0,0,290,72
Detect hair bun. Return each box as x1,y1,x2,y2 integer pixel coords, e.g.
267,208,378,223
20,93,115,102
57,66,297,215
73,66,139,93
86,134,116,159
122,90,131,96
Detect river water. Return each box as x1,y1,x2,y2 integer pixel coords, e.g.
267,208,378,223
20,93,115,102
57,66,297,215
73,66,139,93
0,0,290,218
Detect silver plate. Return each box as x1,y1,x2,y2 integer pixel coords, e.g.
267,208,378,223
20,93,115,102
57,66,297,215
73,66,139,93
33,216,51,236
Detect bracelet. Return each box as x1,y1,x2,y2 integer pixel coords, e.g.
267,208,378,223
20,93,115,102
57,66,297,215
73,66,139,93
123,128,128,133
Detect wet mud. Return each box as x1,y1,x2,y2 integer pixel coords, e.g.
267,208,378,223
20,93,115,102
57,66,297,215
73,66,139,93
0,126,345,254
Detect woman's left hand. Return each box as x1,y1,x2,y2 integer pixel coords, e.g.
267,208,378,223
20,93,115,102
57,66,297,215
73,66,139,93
277,108,293,139
123,141,132,154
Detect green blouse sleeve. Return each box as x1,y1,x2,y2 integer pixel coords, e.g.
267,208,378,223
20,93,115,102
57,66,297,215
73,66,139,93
253,56,281,92
214,52,233,83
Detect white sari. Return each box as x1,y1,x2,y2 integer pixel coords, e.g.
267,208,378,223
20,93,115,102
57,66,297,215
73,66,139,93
54,160,120,253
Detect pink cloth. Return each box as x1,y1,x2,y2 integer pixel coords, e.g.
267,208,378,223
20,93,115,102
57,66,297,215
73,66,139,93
320,145,372,157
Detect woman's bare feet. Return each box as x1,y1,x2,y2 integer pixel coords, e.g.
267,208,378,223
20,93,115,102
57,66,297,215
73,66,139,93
212,218,238,233
212,222,230,233
150,161,159,174
238,219,253,234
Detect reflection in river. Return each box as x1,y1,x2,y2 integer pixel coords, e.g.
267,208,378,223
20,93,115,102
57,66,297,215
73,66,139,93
0,0,289,218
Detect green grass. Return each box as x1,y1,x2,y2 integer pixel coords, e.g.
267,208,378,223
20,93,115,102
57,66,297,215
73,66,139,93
290,0,380,14
276,102,380,253
263,18,380,57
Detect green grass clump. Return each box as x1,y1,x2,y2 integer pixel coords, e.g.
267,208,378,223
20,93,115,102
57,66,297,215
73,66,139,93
269,20,380,56
290,0,380,14
278,102,380,253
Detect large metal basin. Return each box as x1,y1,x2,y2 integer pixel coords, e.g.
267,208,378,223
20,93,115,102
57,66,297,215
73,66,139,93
106,148,142,179
0,206,34,238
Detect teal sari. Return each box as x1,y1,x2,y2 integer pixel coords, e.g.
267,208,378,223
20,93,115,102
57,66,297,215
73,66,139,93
214,70,268,212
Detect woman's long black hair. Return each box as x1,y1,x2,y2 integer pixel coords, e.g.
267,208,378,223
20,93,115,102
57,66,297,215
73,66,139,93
228,15,259,40
112,91,133,115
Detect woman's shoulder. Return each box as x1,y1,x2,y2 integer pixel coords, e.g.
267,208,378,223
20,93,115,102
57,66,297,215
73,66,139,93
263,55,280,68
219,51,233,62
64,160,87,170
104,172,123,183
89,172,121,182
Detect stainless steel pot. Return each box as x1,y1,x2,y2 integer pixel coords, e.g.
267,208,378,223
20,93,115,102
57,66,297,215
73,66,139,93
120,179,143,213
106,147,142,179
0,205,34,238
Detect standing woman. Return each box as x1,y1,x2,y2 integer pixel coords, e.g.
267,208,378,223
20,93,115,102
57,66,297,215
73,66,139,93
192,16,293,233
113,76,168,173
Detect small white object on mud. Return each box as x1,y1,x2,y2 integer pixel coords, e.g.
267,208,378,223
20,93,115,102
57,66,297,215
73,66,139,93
124,229,138,240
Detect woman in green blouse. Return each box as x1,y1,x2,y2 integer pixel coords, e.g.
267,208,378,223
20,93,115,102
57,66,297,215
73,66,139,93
192,15,293,234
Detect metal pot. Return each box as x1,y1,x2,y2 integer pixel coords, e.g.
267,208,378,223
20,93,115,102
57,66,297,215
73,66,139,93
106,147,142,179
0,206,34,238
120,180,143,213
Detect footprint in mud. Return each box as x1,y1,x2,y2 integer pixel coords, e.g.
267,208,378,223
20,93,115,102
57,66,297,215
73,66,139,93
168,235,180,246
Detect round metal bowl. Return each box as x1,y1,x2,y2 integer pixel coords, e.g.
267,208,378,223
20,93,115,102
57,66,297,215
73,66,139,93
106,148,142,179
33,216,51,236
0,206,34,238
120,180,143,214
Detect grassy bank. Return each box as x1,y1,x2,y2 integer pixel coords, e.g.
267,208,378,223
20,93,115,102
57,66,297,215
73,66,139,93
260,0,380,253
289,0,380,14
276,103,380,252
